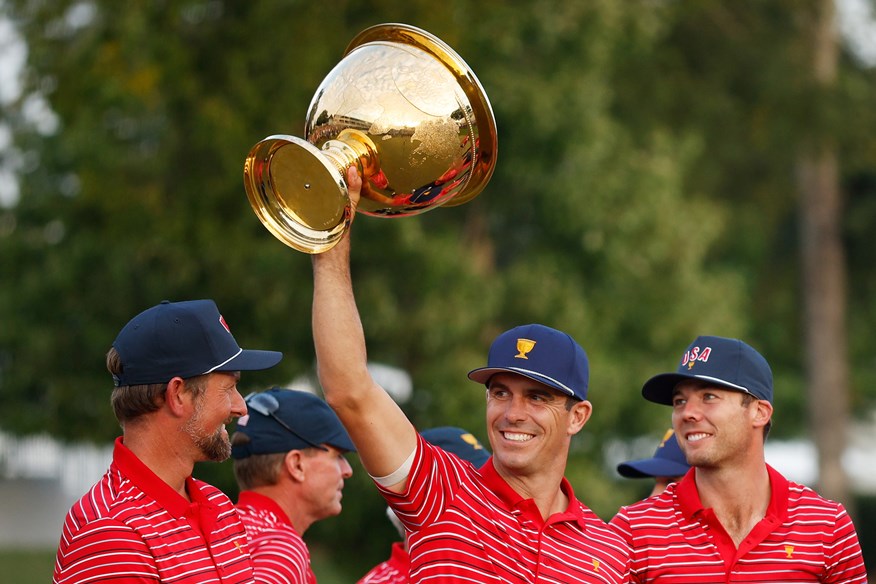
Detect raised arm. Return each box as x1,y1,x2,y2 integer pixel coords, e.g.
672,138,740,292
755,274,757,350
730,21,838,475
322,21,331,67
311,166,418,490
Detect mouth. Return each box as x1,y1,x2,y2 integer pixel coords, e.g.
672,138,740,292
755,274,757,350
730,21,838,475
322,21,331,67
685,432,711,443
500,431,535,443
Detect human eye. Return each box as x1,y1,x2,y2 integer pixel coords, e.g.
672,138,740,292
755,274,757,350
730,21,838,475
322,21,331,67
488,387,510,400
672,396,686,407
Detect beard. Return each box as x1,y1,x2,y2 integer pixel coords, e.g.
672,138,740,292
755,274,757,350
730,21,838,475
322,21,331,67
184,399,232,462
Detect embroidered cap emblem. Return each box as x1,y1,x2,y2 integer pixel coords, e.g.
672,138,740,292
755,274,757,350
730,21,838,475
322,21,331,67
515,338,536,359
682,345,712,370
659,428,674,447
219,314,231,334
461,433,484,450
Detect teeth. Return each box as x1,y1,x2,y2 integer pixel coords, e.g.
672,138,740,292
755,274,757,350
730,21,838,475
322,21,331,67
503,432,533,442
687,433,709,442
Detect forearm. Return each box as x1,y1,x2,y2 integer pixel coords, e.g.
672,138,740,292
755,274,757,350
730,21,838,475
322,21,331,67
311,235,371,407
310,171,417,481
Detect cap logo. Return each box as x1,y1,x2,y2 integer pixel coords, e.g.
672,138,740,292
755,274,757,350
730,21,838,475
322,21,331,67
682,346,712,370
461,433,484,450
219,314,231,334
659,428,674,447
515,338,536,359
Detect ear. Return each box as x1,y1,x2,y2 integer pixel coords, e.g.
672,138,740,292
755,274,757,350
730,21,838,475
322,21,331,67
283,450,307,483
165,377,190,418
752,399,773,429
568,399,593,435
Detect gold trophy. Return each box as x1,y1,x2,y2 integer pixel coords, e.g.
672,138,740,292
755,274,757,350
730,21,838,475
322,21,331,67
243,23,498,253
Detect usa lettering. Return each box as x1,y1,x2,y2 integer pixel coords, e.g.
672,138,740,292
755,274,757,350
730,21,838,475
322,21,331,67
682,346,712,366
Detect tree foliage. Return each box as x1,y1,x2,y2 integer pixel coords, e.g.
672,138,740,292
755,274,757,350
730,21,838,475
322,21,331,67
2,0,875,578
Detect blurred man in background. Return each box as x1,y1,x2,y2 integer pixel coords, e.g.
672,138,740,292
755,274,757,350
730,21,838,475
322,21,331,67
231,387,357,584
54,299,282,583
616,429,689,498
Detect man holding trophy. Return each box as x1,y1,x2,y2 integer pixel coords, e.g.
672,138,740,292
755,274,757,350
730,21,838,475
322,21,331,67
245,23,629,582
309,167,630,583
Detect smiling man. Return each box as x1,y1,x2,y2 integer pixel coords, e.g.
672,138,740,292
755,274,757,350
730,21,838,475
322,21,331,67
53,299,283,584
610,335,867,583
310,167,629,583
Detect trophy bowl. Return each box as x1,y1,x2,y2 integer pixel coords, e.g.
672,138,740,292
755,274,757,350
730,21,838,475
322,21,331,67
244,23,498,254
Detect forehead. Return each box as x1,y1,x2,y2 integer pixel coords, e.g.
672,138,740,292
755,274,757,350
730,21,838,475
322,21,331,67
487,372,565,396
209,371,240,385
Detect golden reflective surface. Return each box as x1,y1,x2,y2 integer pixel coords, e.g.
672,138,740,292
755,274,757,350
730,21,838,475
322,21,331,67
244,23,497,253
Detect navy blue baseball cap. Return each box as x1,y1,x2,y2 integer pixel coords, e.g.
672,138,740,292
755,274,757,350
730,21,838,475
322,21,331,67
468,324,589,400
112,299,282,386
642,335,773,405
421,426,490,468
232,387,356,458
617,430,690,479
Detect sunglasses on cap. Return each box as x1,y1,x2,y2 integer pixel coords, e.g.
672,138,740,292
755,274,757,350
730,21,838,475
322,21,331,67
244,392,329,452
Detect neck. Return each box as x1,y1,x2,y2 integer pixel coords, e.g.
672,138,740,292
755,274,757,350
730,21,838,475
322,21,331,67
497,466,569,520
251,484,314,534
123,424,195,499
695,459,771,546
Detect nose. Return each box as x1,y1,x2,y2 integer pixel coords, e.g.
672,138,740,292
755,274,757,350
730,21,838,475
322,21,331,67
340,456,353,479
231,389,248,418
674,397,702,423
504,394,528,423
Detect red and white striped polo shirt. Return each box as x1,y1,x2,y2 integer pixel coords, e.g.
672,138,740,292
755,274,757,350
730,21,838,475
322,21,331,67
377,434,630,583
357,541,410,584
53,437,254,584
609,465,868,583
235,490,316,584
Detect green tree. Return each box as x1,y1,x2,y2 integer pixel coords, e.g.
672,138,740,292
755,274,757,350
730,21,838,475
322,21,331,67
3,0,875,578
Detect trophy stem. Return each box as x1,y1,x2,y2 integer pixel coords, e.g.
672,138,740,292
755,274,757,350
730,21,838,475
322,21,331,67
320,129,380,177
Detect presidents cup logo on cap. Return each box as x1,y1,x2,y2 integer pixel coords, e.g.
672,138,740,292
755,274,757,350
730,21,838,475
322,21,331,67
515,338,536,359
467,323,590,401
642,335,773,405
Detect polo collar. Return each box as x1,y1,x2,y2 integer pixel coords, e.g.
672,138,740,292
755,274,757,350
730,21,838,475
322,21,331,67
676,463,790,522
480,458,588,529
112,436,213,519
237,490,294,528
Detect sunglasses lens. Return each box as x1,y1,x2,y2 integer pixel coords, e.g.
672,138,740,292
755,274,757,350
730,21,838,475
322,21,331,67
246,393,279,416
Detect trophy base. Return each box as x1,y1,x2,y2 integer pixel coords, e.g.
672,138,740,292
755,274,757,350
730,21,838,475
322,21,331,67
244,135,351,254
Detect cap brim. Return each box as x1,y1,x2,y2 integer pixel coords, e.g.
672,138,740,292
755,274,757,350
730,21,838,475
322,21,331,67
617,458,691,479
325,429,357,453
468,366,576,398
642,372,754,405
220,349,283,373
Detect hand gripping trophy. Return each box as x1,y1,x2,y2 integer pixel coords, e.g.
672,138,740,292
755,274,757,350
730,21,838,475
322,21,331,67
243,23,498,253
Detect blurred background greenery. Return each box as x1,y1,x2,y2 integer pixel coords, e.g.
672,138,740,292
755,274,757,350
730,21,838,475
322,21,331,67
1,0,875,581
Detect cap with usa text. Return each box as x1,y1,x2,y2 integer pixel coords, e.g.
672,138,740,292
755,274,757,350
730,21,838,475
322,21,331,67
641,335,773,405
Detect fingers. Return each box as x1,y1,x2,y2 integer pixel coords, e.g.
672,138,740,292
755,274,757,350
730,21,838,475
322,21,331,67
346,165,362,211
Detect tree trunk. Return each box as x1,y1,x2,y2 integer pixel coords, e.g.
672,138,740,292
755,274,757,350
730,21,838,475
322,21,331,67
796,0,854,514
